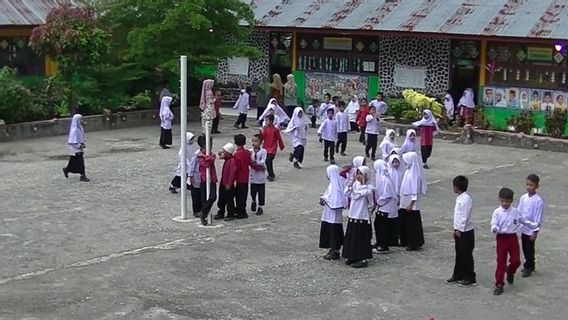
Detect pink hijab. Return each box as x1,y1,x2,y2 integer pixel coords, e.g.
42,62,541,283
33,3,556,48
199,79,215,111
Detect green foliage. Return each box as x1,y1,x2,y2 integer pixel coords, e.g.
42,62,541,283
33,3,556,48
386,98,412,120
129,91,152,110
0,67,39,124
506,110,535,135
545,108,567,138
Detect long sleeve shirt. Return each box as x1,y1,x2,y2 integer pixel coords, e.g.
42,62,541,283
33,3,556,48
249,148,267,184
262,125,285,155
365,114,379,134
220,156,237,188
419,126,434,146
346,182,374,221
317,118,338,142
370,99,388,115
197,153,218,184
319,102,334,118
233,93,250,114
517,193,544,235
234,147,252,184
454,192,474,232
336,111,349,133
490,206,539,234
188,150,201,187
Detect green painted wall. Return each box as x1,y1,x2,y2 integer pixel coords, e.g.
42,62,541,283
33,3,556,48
293,70,306,108
483,106,568,136
368,76,380,100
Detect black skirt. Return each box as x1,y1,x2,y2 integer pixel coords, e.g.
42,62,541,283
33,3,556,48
398,209,408,247
319,222,344,250
66,152,85,175
374,212,400,248
402,210,425,249
160,127,172,146
342,219,373,261
170,176,190,189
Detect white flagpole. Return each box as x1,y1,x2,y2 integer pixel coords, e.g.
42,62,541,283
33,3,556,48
173,55,190,222
205,116,212,225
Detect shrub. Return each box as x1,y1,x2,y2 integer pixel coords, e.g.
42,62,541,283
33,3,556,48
0,67,39,124
545,109,567,138
506,110,535,134
386,98,411,120
129,90,152,110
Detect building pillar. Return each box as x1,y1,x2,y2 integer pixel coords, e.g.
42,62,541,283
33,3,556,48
479,39,487,86
291,31,297,71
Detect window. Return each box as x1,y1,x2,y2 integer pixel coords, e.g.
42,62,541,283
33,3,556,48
0,37,44,76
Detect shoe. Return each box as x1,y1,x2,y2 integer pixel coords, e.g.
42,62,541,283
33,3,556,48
200,213,208,226
493,286,504,295
323,158,328,162
289,153,294,162
293,162,301,169
241,126,249,129
345,260,353,265
169,187,178,194
423,164,429,169
459,280,477,287
405,246,416,251
236,214,249,219
212,130,221,134
506,273,515,285
62,168,69,178
161,145,170,149
224,215,236,221
251,202,257,212
341,152,346,156
256,207,263,216
521,268,532,278
323,250,334,260
80,176,90,182
330,160,336,164
365,153,370,158
234,124,240,129
446,277,462,284
193,212,201,218
324,251,339,261
213,213,224,220
351,260,368,268
371,156,376,161
374,247,390,254
267,176,275,182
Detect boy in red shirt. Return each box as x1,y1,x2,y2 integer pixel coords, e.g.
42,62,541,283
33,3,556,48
214,143,237,221
196,135,218,226
356,98,369,145
232,134,252,219
262,114,285,181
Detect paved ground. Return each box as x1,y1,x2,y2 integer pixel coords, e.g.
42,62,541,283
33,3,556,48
1,116,568,320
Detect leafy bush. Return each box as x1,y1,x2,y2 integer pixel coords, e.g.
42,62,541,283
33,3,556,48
386,98,411,120
129,90,152,110
402,89,443,118
545,109,567,138
506,110,535,134
0,67,40,124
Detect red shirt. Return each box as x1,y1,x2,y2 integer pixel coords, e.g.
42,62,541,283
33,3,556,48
214,97,222,114
220,155,236,188
262,125,285,155
357,106,369,128
419,126,434,146
234,147,251,183
198,153,218,184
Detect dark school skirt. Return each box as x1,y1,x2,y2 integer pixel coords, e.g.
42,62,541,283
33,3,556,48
160,127,172,146
66,152,85,175
319,221,344,251
342,218,373,262
170,176,190,189
398,209,408,247
374,212,400,248
403,210,425,249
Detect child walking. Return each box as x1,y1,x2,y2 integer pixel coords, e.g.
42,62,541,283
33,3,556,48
357,98,369,144
232,134,252,219
346,95,359,132
379,129,396,161
285,107,308,169
262,114,285,181
317,108,338,164
319,164,346,261
447,175,476,287
306,98,320,128
518,174,545,278
412,110,439,169
233,88,250,129
62,114,90,182
335,101,349,156
365,106,380,160
159,96,174,149
169,132,196,194
399,152,427,251
342,166,374,268
250,134,267,216
214,143,237,221
491,187,539,295
196,135,218,226
373,159,398,253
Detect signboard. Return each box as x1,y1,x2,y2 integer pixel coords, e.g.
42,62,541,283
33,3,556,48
393,65,426,89
527,47,553,62
227,57,249,75
323,37,352,51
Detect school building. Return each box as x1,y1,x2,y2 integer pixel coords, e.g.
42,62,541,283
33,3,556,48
217,0,568,130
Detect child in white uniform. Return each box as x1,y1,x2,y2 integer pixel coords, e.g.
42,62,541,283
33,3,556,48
518,174,545,278
373,159,398,253
319,165,346,261
399,152,427,251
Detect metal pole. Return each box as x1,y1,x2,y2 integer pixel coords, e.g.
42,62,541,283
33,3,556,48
205,119,212,225
172,55,189,223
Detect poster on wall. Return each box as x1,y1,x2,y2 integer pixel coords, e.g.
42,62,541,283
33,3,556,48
554,91,567,111
482,87,494,105
483,86,568,112
305,72,368,100
506,87,519,108
494,88,507,107
528,90,542,111
393,65,427,89
227,57,249,75
519,88,530,109
542,91,554,111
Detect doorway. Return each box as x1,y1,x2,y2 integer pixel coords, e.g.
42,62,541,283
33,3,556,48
269,32,292,80
450,61,480,104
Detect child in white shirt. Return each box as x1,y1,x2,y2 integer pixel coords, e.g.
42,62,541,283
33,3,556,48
365,106,380,160
317,108,338,164
518,174,545,278
335,101,350,156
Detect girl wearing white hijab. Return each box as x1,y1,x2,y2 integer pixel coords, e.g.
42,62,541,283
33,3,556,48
412,110,439,169
399,129,419,155
319,165,347,261
63,114,89,182
458,88,475,125
379,129,396,161
373,159,399,253
283,74,298,117
340,156,366,189
159,96,174,149
399,152,427,251
259,98,289,128
169,132,196,194
387,154,404,246
285,107,308,169
346,95,360,132
342,165,374,268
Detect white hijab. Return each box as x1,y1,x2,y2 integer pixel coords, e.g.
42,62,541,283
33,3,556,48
400,129,419,154
400,152,428,196
374,159,397,201
464,89,475,108
391,147,401,156
388,154,404,194
284,107,305,134
160,96,173,120
68,114,84,144
357,165,374,187
346,96,359,113
259,98,289,122
412,110,440,134
380,129,396,148
178,132,196,157
321,165,346,209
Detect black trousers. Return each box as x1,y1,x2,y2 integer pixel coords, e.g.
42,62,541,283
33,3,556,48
293,145,305,163
266,154,276,178
453,229,476,282
365,133,378,158
212,115,220,132
310,115,317,128
235,113,247,127
170,176,190,189
66,152,85,175
359,126,366,143
421,145,433,164
217,185,235,216
350,121,359,132
336,132,347,153
521,233,537,271
323,139,335,161
250,183,266,206
199,183,217,218
190,186,202,214
160,127,172,146
235,183,249,216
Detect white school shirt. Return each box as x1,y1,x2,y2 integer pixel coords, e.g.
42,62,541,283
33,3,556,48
518,193,544,235
319,102,334,118
370,99,388,115
290,124,307,147
160,110,174,129
234,93,250,114
321,205,343,224
317,118,338,142
490,206,539,234
365,115,379,134
399,194,420,211
336,111,349,133
454,192,474,232
347,182,373,222
306,105,316,116
380,141,394,161
249,148,267,184
376,182,398,217
346,101,359,122
187,150,201,188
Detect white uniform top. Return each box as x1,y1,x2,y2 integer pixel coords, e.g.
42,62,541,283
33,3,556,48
518,193,544,235
399,194,420,211
380,141,394,161
365,115,379,134
290,125,307,147
336,111,349,133
317,118,338,142
490,206,539,234
454,192,474,232
347,181,374,222
187,149,201,188
346,101,359,122
233,92,250,114
321,206,343,224
370,99,388,115
319,102,334,118
249,148,267,184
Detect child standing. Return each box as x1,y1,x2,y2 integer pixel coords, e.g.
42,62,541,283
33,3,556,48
262,114,285,181
346,95,360,132
399,129,419,155
214,143,237,221
357,98,369,144
317,108,338,164
169,132,196,194
447,175,476,287
285,107,308,169
233,89,250,129
370,92,388,116
232,134,252,219
62,114,90,182
444,90,455,123
188,146,202,218
159,96,174,149
250,134,267,216
491,187,539,295
335,101,349,156
379,129,396,161
319,93,333,119
387,155,404,247
365,106,380,160
373,159,398,253
412,110,439,169
518,174,545,278
319,164,346,261
196,135,218,226
306,98,320,128
399,152,427,251
342,166,374,268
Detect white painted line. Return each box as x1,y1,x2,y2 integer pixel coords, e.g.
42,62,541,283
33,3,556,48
494,163,515,169
428,180,441,185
